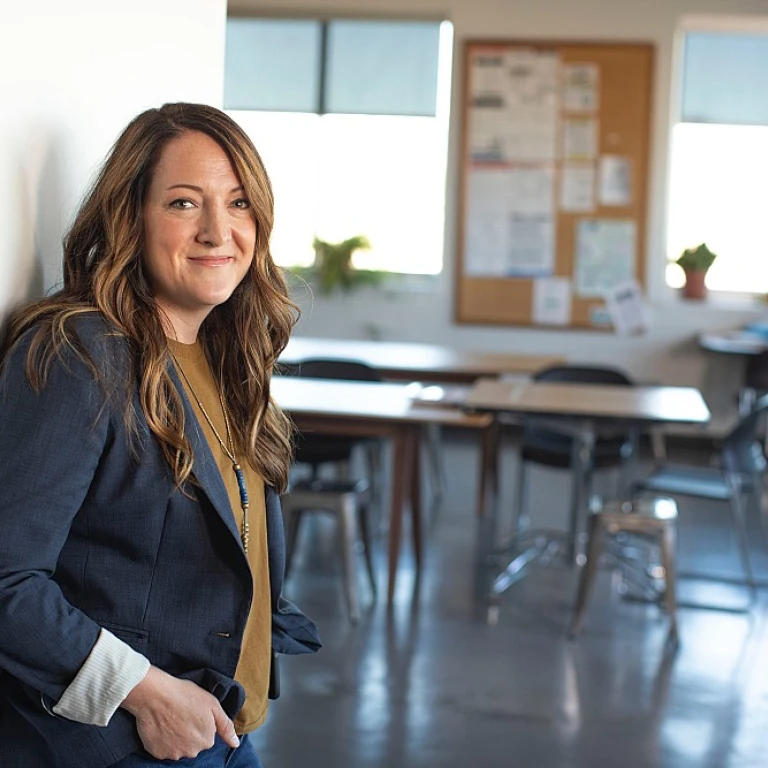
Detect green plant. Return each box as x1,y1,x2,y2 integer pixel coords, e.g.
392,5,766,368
676,243,717,272
290,235,388,295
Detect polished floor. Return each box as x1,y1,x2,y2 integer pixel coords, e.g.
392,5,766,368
258,432,768,768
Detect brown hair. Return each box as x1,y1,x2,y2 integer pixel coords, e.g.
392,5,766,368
1,103,296,491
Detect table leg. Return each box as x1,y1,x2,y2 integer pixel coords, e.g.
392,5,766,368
410,425,423,572
477,419,501,519
566,428,595,566
387,426,414,603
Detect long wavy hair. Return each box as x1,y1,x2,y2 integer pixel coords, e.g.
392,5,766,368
0,103,297,491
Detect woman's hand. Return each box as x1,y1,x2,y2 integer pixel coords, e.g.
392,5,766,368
121,666,240,760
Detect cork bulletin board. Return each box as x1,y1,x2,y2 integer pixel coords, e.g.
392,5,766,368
455,41,654,328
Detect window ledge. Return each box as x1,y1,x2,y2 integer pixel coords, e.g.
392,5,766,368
659,286,767,311
379,272,442,295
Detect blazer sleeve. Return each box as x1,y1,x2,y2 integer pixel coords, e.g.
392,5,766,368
0,330,116,701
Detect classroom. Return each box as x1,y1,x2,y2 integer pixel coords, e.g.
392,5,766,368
2,1,768,766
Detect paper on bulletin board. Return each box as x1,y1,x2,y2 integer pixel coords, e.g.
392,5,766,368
507,214,556,277
562,118,598,161
560,164,596,212
468,49,560,162
463,167,556,277
469,53,507,161
604,280,649,335
533,277,572,325
464,169,513,276
504,50,559,160
563,63,600,112
598,155,632,206
507,166,555,215
574,219,636,297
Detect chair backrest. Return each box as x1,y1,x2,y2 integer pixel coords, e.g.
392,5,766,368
533,364,633,387
722,393,768,476
288,358,382,472
293,358,382,383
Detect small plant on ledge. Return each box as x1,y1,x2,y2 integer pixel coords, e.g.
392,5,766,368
289,236,389,295
676,243,717,300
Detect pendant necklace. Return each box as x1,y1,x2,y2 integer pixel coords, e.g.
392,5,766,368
170,351,250,553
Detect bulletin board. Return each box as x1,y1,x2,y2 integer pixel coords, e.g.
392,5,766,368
455,41,654,329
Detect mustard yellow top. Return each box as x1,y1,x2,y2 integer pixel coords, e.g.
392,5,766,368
168,339,270,734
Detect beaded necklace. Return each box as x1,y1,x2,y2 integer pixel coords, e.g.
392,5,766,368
170,351,250,553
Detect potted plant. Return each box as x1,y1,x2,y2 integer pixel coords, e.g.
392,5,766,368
290,235,388,295
676,243,717,300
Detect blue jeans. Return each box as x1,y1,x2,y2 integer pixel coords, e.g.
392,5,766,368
112,735,263,767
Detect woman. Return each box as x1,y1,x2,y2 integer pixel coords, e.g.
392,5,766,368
0,103,320,767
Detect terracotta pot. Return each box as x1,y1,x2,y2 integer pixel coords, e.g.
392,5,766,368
682,269,708,300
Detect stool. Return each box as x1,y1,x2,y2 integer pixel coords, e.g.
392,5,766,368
568,497,679,641
281,478,376,623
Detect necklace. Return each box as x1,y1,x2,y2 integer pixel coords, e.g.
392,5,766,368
169,350,250,553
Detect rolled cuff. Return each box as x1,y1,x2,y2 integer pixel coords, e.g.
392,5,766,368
52,628,150,726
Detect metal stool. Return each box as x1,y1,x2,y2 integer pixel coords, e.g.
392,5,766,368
569,497,679,641
282,478,376,623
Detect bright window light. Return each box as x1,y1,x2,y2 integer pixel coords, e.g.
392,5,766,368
666,122,768,293
667,23,768,294
228,21,453,276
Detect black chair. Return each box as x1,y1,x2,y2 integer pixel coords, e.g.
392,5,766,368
281,358,383,622
287,358,383,479
630,393,768,604
511,365,637,543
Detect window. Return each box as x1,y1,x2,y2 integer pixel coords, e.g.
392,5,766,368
225,18,453,275
666,18,768,293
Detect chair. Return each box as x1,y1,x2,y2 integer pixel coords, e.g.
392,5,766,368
569,497,679,642
511,365,637,548
630,394,768,603
282,358,383,623
287,358,383,481
282,478,376,623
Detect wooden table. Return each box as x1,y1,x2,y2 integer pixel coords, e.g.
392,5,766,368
462,378,711,614
273,377,493,602
281,337,564,383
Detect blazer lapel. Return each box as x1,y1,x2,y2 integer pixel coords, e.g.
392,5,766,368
168,365,244,548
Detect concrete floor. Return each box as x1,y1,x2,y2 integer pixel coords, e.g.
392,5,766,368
257,432,768,768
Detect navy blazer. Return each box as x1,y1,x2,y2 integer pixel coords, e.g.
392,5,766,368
0,315,320,768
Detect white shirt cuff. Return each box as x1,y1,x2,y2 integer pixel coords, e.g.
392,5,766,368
52,628,150,726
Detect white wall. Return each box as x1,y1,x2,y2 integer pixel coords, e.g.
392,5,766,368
0,0,227,314
231,0,768,428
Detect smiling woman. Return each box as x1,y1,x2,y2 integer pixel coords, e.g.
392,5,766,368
142,131,257,342
0,103,320,768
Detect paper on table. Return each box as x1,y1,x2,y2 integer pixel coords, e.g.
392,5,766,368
560,163,595,212
533,277,572,325
598,155,632,206
574,219,636,298
563,63,600,112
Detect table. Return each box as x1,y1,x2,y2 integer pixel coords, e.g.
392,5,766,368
700,330,768,414
461,378,711,616
281,337,564,383
699,331,768,357
273,377,494,603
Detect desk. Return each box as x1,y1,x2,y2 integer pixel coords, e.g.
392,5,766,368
273,377,493,603
281,337,564,383
462,378,711,615
699,331,768,357
700,330,768,414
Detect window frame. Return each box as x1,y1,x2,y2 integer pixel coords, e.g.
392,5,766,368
225,12,447,117
664,15,768,297
225,13,454,279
